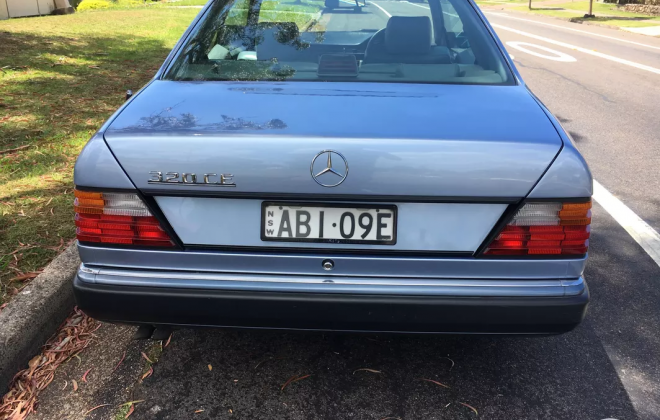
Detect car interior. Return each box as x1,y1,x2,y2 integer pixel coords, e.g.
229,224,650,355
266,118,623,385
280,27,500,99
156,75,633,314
167,0,512,84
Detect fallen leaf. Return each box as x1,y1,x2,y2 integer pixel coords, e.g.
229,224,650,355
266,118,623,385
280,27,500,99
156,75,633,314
83,404,110,415
0,145,30,155
10,271,42,282
419,378,450,389
164,333,172,348
458,402,478,416
44,237,64,251
88,65,101,69
353,368,382,375
281,374,311,392
141,352,153,364
141,366,153,381
112,351,126,373
81,368,92,382
3,244,37,255
440,357,455,371
118,400,144,418
208,364,213,371
254,356,287,370
62,380,68,390
195,409,205,413
72,379,78,391
118,400,145,407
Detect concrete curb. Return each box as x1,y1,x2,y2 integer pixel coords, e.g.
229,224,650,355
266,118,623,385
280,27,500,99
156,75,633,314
0,243,79,394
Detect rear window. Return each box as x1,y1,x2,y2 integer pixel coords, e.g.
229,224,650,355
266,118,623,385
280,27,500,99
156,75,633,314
164,0,513,85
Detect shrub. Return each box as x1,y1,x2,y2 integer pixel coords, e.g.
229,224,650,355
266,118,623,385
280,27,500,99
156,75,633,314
76,0,112,10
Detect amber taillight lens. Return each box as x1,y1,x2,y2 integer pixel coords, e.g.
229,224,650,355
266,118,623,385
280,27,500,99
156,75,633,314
74,189,174,247
484,200,591,256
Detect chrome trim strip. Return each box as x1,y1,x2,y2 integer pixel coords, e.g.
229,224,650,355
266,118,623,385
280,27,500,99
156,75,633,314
77,244,587,279
78,264,585,297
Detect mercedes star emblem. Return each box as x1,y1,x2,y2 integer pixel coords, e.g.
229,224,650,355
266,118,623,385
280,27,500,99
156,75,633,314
310,150,349,187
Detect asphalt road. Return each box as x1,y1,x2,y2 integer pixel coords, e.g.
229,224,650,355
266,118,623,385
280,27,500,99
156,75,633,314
29,2,660,420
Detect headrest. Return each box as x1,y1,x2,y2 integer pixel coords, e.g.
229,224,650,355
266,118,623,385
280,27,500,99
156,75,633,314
384,16,432,55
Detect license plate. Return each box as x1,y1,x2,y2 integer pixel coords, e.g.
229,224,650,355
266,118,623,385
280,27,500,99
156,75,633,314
261,202,397,245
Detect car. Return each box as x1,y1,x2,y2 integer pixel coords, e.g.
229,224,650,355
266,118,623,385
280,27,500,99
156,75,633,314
72,0,592,335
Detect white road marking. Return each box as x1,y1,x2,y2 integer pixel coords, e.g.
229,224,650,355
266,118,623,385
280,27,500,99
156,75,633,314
368,1,392,17
400,2,459,18
404,1,430,9
491,24,660,75
506,41,577,62
593,180,660,268
486,11,660,52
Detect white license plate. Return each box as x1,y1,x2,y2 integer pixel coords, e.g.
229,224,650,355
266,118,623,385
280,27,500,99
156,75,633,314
262,203,397,244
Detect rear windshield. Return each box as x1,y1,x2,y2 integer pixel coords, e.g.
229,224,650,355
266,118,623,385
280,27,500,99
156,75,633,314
164,0,513,85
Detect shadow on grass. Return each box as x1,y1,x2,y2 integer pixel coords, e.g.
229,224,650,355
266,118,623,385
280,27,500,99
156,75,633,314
0,30,173,303
0,31,172,153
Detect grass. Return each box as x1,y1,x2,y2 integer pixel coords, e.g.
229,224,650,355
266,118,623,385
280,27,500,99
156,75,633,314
0,8,199,305
512,1,660,27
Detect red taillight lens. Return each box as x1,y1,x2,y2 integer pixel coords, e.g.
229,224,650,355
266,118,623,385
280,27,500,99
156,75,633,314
484,200,591,256
74,189,174,247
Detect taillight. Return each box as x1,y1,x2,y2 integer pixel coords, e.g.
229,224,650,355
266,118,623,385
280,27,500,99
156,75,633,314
484,200,591,256
74,189,174,247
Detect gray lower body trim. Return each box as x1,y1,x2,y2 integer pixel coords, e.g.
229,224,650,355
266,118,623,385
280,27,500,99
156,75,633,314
77,244,587,280
78,264,585,297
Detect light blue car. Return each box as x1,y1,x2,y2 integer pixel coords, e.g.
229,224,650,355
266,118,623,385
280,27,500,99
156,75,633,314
72,0,592,334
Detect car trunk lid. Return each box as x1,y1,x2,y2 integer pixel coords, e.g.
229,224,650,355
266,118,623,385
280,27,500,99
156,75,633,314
104,81,561,198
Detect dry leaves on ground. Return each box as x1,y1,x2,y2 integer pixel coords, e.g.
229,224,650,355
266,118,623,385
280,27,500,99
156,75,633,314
9,271,42,282
281,374,312,392
353,368,382,375
141,366,154,382
458,402,479,416
418,378,451,389
0,307,99,420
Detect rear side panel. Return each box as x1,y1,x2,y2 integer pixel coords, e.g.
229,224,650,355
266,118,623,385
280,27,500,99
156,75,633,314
73,134,134,190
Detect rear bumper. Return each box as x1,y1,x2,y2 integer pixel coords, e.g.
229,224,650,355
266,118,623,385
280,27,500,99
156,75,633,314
73,269,589,334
